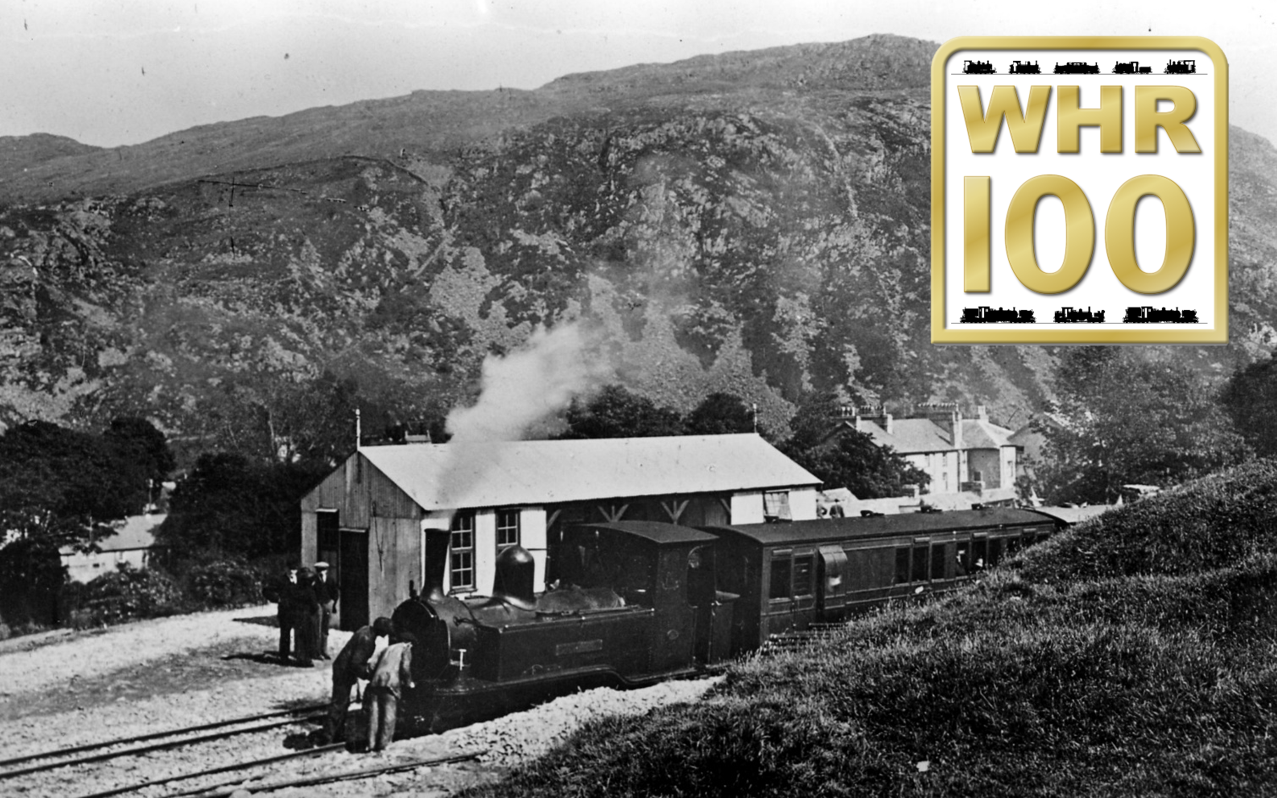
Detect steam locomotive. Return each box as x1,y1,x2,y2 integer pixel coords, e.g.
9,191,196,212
1008,60,1040,75
1122,306,1198,324
960,306,1036,324
1165,59,1197,74
390,510,1057,734
963,59,995,74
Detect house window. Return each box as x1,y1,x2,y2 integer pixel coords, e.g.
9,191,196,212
496,508,520,550
763,491,791,522
450,512,475,591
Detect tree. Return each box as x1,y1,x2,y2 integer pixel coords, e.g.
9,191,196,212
157,453,327,562
0,421,147,547
558,385,686,439
1039,348,1249,504
104,416,176,508
684,392,760,437
1220,353,1277,458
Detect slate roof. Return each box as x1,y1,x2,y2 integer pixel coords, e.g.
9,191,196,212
850,417,1015,455
357,434,820,512
61,514,166,555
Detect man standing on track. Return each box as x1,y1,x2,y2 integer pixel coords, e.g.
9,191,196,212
365,632,416,753
313,561,340,659
325,616,393,745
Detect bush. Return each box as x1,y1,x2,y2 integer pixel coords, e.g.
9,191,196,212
185,559,265,608
60,565,184,628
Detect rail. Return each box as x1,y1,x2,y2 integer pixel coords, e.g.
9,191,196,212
0,703,330,780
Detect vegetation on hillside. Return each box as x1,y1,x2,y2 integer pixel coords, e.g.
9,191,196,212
467,460,1277,797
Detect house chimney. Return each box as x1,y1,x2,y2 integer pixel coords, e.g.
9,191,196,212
920,402,962,448
976,405,988,421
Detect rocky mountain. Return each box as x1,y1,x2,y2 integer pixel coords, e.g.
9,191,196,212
0,34,1274,450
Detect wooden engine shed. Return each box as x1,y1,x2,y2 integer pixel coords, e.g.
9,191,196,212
300,434,820,630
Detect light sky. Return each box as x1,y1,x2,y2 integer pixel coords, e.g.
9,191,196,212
1,1,1274,149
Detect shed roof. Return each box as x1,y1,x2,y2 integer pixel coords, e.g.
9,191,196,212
1030,505,1114,526
852,417,1015,455
704,507,1053,547
356,434,820,512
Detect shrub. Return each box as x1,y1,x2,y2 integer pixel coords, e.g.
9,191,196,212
61,564,184,627
185,559,264,608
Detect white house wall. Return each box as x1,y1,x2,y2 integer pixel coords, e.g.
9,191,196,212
789,487,818,520
731,491,765,524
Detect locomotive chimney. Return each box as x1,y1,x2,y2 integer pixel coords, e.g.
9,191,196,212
492,545,536,610
423,526,450,602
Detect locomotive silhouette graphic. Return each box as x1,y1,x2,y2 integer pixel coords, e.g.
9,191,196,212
1114,61,1153,74
963,59,995,74
960,306,1036,324
1123,306,1198,323
1054,61,1100,74
1165,59,1197,74
1054,307,1105,323
1008,60,1040,74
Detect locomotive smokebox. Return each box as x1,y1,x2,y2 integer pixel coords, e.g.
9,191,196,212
492,545,536,610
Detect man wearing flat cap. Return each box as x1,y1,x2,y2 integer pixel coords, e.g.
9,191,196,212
313,561,340,659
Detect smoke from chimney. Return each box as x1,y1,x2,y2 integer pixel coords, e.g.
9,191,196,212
436,323,608,509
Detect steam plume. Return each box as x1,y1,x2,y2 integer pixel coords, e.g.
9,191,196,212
437,323,607,509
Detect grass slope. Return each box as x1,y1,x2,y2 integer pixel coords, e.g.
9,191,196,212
467,460,1277,797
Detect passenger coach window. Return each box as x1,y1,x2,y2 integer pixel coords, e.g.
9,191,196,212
895,548,910,584
930,544,948,581
769,556,793,600
910,544,928,582
793,556,814,597
988,538,1004,567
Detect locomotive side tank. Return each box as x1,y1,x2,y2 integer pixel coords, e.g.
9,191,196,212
392,521,726,734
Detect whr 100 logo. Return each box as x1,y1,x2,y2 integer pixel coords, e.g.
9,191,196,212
931,37,1228,344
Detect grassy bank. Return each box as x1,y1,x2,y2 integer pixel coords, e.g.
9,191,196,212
467,460,1277,797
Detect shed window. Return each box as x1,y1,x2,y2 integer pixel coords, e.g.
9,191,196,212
763,491,791,522
450,512,475,591
769,556,793,600
496,508,520,550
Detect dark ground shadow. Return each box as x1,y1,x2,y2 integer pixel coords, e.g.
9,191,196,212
233,615,280,628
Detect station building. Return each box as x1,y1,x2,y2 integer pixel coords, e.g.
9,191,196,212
300,434,821,629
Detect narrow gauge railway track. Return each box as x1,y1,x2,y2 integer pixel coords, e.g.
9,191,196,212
0,703,330,780
76,747,485,798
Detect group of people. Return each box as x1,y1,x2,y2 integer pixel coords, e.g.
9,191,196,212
325,616,417,752
275,562,339,666
273,564,416,752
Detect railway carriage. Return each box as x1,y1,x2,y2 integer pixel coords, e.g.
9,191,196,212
701,508,1055,654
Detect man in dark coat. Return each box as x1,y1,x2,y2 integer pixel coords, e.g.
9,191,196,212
274,567,301,663
326,616,393,744
313,561,340,659
294,567,322,665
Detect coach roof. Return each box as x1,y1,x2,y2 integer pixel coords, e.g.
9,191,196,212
704,508,1054,547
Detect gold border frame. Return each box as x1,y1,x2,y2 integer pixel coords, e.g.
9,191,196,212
931,36,1229,344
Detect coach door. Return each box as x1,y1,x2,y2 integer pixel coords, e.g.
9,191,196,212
816,544,849,618
339,528,369,630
